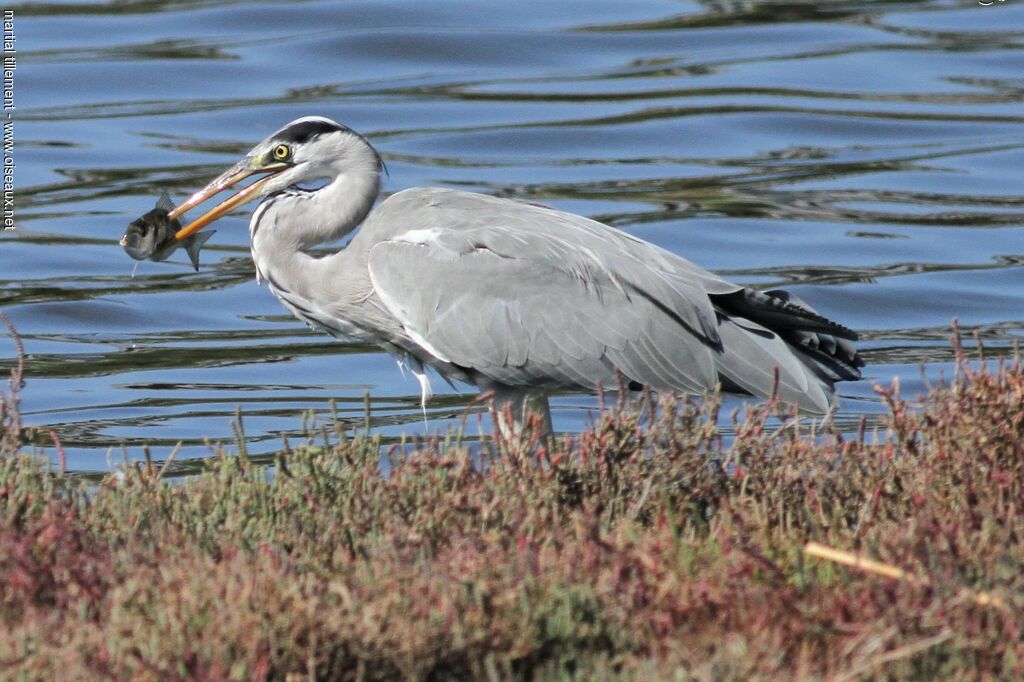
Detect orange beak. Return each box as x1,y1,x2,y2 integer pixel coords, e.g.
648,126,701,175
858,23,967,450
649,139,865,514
170,160,288,241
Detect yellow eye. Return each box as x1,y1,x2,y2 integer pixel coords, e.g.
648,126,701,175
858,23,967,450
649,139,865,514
272,144,291,161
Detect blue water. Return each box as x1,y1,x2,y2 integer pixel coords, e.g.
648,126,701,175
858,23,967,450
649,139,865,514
2,0,1023,472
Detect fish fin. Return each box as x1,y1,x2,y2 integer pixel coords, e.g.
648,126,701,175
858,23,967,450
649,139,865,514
156,192,176,213
184,230,215,271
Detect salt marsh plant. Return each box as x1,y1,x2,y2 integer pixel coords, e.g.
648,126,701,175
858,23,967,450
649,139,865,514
0,322,1021,680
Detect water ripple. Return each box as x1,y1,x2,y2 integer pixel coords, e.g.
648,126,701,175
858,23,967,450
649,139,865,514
5,0,1023,471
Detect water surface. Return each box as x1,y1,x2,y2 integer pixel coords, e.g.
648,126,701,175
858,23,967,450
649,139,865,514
3,0,1023,472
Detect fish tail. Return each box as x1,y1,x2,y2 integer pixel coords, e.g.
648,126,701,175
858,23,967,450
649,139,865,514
184,230,215,271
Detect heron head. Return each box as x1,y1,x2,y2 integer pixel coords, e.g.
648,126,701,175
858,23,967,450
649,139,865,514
170,116,384,242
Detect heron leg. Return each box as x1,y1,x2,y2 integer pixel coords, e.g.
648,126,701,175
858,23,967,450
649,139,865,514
487,385,553,445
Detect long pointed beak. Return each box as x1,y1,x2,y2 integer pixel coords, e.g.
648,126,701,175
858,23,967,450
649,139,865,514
171,161,287,241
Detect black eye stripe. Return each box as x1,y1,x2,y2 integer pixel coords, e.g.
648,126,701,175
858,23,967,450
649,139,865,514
268,118,387,175
275,119,346,145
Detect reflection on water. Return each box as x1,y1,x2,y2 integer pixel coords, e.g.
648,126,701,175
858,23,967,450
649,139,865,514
3,0,1023,471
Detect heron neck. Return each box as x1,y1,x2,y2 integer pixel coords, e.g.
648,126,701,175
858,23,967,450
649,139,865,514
299,167,380,249
249,172,381,313
250,163,379,267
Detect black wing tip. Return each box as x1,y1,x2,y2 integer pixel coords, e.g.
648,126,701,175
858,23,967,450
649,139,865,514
792,330,865,382
715,287,865,382
761,288,861,340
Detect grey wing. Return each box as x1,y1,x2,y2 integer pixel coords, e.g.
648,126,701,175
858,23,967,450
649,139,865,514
367,239,720,394
363,191,731,393
363,188,856,412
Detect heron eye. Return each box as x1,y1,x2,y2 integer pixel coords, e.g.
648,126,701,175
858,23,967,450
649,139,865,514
272,144,291,161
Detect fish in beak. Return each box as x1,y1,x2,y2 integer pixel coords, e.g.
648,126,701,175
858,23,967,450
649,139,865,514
119,192,214,271
119,157,288,269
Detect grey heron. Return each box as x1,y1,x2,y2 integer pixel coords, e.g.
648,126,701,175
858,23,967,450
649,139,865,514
167,116,863,430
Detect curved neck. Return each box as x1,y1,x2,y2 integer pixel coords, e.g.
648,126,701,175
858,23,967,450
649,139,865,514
249,169,380,306
276,169,380,251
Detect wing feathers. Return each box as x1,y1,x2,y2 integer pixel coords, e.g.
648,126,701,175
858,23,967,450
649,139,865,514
715,317,831,414
364,188,857,411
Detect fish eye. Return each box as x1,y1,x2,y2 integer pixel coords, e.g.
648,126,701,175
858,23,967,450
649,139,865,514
272,144,291,161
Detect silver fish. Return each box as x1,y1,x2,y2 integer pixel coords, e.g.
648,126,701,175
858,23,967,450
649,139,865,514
120,192,214,271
